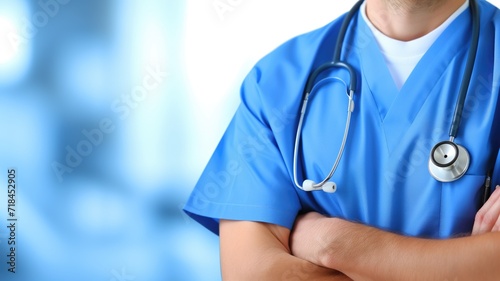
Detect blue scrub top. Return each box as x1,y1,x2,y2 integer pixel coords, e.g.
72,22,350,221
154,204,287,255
184,0,500,238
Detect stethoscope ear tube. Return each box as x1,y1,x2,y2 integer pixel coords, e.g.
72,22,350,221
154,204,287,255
333,0,364,62
292,85,354,192
293,58,358,193
449,0,480,138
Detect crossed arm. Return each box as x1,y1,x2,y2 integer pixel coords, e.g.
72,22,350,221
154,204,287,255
219,220,352,280
220,187,500,280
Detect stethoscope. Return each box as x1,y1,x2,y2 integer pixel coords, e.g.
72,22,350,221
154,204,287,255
293,0,480,193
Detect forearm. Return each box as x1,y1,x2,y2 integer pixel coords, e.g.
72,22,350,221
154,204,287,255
317,218,500,281
219,219,352,281
244,248,351,281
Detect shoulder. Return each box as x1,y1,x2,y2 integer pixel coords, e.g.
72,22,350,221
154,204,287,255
239,15,347,114
248,15,346,86
478,0,500,24
475,1,500,72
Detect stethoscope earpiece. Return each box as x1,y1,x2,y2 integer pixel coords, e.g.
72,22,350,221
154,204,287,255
302,180,337,193
428,141,470,182
322,182,337,193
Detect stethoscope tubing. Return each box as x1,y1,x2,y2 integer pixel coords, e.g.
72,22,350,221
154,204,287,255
449,0,480,140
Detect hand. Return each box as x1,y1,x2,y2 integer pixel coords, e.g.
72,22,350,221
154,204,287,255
472,185,500,235
290,212,387,280
290,212,349,268
290,212,327,264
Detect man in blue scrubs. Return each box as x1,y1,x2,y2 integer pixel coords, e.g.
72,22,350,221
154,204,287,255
185,0,500,279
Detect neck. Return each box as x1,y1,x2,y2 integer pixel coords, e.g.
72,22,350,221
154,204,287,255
365,0,466,41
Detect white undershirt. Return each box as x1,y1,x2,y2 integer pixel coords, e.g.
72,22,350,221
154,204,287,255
360,0,469,89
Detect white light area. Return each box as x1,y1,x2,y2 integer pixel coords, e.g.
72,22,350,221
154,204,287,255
0,17,18,64
183,1,356,174
124,24,170,189
0,2,31,86
123,0,169,79
137,22,168,72
490,0,500,7
112,1,174,190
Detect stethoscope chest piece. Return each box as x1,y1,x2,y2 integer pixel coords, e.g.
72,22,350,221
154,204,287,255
428,141,470,182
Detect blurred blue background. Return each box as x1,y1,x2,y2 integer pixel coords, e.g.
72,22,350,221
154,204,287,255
0,0,498,280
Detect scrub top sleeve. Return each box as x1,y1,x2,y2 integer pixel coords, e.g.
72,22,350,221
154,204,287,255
183,68,302,235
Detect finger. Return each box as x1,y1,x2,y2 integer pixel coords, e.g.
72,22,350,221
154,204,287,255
491,189,500,233
473,186,500,233
472,186,500,235
473,185,500,235
492,214,500,232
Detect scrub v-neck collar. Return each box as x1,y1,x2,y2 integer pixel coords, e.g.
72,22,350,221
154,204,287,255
352,8,472,150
